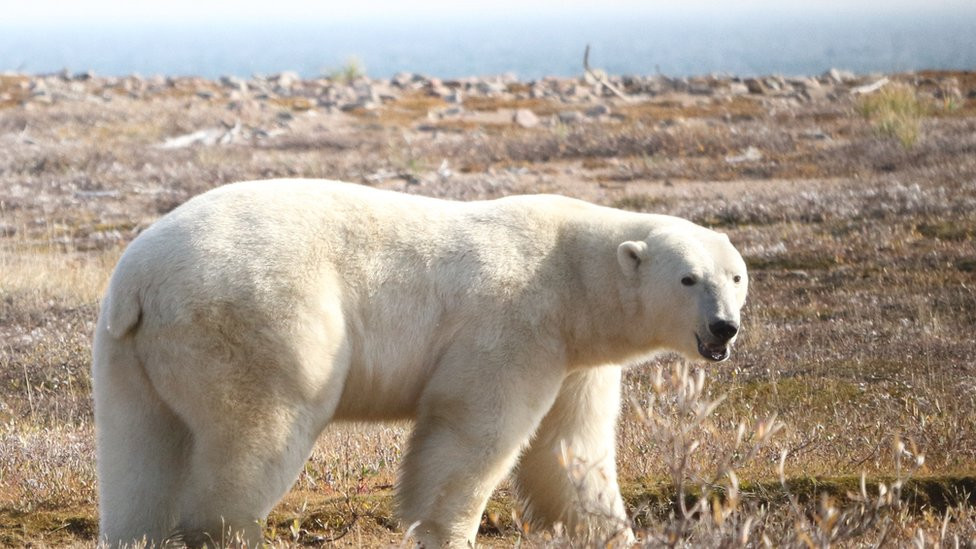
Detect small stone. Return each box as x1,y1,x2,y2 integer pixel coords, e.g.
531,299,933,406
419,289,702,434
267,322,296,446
744,78,766,94
391,72,415,88
728,82,749,95
790,77,821,91
513,108,539,128
801,85,830,102
825,68,856,84
584,104,611,118
353,82,378,103
439,106,464,118
557,111,584,124
31,91,53,104
340,100,377,112
274,71,301,90
427,78,452,98
437,159,452,181
220,75,248,92
475,80,507,95
445,90,463,104
763,77,783,92
799,129,829,140
725,146,762,164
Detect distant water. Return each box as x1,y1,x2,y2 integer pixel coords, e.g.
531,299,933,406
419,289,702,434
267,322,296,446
2,9,975,79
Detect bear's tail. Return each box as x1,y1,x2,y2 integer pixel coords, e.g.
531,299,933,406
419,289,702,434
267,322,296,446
101,264,142,339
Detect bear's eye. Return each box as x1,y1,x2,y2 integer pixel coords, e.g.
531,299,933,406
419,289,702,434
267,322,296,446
681,276,696,286
733,275,742,283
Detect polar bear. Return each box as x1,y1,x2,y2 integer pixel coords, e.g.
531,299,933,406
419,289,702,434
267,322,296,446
92,179,747,548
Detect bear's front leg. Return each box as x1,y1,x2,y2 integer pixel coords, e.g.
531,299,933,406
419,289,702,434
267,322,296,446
515,365,634,545
397,349,565,547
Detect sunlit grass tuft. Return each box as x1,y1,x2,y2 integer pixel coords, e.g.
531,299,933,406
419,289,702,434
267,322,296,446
856,83,926,148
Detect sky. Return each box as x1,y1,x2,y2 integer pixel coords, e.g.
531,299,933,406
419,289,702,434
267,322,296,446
4,0,974,24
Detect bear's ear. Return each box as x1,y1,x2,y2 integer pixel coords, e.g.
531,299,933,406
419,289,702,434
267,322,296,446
617,241,648,276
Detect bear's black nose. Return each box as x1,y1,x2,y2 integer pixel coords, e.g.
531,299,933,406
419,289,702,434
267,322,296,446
709,320,738,341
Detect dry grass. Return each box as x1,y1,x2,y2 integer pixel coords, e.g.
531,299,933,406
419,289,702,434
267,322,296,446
857,83,927,147
1,71,975,546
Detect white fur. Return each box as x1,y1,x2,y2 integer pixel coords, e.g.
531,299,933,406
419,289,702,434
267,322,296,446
92,179,748,547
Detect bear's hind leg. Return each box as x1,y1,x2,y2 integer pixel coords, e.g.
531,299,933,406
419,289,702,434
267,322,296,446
93,330,191,547
515,366,633,544
173,400,325,547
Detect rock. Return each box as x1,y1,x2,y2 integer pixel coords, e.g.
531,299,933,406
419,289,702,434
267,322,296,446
763,77,784,92
801,85,830,102
744,78,766,94
426,77,452,98
475,80,507,95
157,122,242,149
353,82,378,103
513,108,539,128
340,100,377,112
584,104,611,118
725,146,762,164
274,71,301,90
220,75,248,92
74,190,121,199
391,72,416,88
637,75,669,95
438,106,464,118
444,90,463,104
121,76,146,96
788,77,822,94
799,129,829,140
688,78,714,96
728,82,750,95
557,111,584,124
30,90,53,104
158,128,224,148
437,159,453,181
825,68,856,84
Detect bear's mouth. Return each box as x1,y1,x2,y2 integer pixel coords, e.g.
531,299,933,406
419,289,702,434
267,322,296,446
696,334,730,362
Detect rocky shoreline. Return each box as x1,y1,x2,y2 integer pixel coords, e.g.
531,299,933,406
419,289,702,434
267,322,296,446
3,68,970,131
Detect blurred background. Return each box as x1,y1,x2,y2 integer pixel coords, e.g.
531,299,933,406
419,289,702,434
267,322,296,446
2,0,975,79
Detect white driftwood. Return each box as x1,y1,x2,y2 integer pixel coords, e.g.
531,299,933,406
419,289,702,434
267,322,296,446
583,45,631,102
851,77,890,95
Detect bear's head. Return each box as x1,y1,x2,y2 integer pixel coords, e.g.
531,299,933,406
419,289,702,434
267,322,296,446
617,225,748,362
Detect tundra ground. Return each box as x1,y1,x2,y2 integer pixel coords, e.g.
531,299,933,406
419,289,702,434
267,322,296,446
1,70,974,546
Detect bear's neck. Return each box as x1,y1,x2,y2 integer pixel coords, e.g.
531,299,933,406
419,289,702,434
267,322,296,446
550,216,663,369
